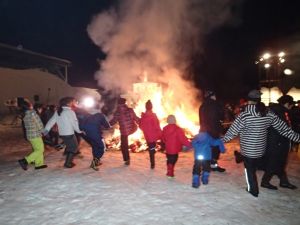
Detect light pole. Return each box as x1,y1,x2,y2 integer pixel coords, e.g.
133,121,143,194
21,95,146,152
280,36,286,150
256,51,286,105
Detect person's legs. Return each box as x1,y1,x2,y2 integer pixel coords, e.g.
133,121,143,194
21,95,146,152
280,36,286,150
243,157,260,197
211,146,225,172
90,139,105,170
201,160,211,185
166,154,178,177
121,135,130,165
148,142,156,169
192,160,201,188
61,135,78,168
25,137,46,167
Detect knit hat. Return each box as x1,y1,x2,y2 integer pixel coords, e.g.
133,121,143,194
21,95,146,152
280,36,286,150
247,89,262,101
204,90,216,99
118,97,126,105
277,95,295,105
145,100,152,110
167,115,176,124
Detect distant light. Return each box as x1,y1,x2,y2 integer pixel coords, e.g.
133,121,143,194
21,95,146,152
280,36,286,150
197,155,204,160
259,58,264,61
278,51,285,58
255,61,259,64
284,68,293,75
263,53,271,60
82,97,95,108
264,63,271,69
279,58,285,63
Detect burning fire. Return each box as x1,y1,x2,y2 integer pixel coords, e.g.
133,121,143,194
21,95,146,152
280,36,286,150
106,71,199,152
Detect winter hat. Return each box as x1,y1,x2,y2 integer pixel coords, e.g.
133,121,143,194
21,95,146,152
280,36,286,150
204,90,216,99
247,89,262,101
145,100,153,110
118,97,126,105
167,115,176,124
277,95,295,105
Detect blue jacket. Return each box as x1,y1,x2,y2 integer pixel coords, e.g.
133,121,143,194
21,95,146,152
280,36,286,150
77,111,111,140
192,132,225,160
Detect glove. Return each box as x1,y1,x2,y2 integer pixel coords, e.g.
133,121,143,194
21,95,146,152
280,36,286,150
42,129,49,136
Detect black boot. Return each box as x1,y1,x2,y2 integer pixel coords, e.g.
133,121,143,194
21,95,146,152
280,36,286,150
261,173,277,189
18,158,28,170
149,150,155,169
280,182,297,189
64,153,75,168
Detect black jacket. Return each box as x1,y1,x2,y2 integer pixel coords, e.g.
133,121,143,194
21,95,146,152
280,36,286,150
267,103,291,152
199,98,224,138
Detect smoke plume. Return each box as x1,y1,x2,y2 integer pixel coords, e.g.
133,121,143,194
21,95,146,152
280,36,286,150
87,0,241,102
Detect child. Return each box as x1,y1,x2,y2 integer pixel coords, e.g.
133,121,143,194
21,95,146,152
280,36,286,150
18,100,47,170
139,100,162,169
44,97,83,168
75,106,111,171
191,131,225,188
162,115,191,178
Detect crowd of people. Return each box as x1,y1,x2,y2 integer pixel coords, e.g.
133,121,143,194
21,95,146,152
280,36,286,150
14,89,300,198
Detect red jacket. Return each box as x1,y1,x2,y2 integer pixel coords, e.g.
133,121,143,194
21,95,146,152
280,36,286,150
162,124,191,155
110,104,140,136
139,110,162,143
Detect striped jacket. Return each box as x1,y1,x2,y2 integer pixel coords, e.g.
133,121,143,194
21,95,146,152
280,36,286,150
223,104,300,158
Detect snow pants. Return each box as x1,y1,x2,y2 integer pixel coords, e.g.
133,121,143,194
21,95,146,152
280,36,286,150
60,135,79,154
121,135,130,162
25,137,45,167
192,159,211,175
243,156,262,195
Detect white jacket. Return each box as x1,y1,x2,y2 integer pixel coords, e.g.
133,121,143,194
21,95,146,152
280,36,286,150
45,106,82,136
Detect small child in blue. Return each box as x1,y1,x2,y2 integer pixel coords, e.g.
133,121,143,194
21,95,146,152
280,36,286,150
191,131,225,188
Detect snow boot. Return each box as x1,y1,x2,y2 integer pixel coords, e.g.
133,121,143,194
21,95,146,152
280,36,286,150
18,158,28,170
166,164,174,178
35,165,48,170
64,153,75,168
201,171,210,185
149,150,155,169
90,158,100,171
192,175,200,188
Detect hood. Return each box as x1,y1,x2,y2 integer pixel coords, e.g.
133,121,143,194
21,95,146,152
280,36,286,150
244,104,261,117
163,124,178,135
141,110,155,118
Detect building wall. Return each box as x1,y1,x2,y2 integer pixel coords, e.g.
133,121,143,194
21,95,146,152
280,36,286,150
0,67,100,114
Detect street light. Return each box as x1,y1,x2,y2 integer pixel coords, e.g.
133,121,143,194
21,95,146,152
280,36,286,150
284,68,293,75
257,51,287,105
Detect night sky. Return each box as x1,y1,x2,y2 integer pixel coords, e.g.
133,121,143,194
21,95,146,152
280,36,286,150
0,0,299,101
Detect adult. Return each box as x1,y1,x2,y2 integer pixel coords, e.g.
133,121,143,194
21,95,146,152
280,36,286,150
44,97,83,168
110,98,140,165
139,100,162,169
223,90,300,197
290,100,300,152
199,90,226,172
261,95,297,190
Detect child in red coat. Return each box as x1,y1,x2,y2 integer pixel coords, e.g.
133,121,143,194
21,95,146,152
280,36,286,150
140,100,162,169
162,115,191,177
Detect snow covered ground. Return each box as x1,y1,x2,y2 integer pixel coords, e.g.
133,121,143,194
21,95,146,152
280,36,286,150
0,117,300,225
